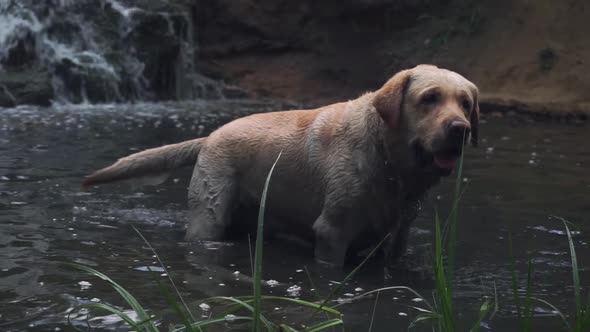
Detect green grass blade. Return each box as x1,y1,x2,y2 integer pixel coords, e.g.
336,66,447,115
409,312,442,328
303,318,344,332
345,286,434,312
260,296,341,315
302,265,332,323
490,281,499,322
446,145,465,297
551,215,588,332
279,324,300,332
584,293,590,329
470,299,491,332
221,295,342,315
66,263,159,332
508,232,523,322
132,226,197,325
562,220,582,317
367,290,380,332
211,296,275,331
67,303,147,331
435,212,454,331
529,297,570,330
304,266,322,302
441,184,468,244
248,234,254,277
172,316,252,331
146,267,196,332
523,259,533,332
253,152,282,332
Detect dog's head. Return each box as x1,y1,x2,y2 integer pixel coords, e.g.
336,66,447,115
373,64,480,176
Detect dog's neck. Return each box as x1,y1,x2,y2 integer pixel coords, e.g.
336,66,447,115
359,95,441,199
376,118,441,201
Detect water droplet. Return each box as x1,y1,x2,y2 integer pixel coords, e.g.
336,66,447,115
287,285,302,297
134,266,165,272
78,281,92,290
266,280,279,287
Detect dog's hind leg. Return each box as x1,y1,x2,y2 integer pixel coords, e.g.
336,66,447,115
185,159,238,241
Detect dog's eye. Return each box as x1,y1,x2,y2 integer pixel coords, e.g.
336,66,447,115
461,99,471,111
420,92,439,105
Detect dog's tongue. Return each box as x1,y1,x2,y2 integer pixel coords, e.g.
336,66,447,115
434,155,457,170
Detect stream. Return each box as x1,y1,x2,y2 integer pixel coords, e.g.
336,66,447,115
1,101,589,331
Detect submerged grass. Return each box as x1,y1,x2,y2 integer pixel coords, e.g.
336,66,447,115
66,149,588,331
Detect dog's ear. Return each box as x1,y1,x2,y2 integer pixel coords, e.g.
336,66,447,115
469,90,480,147
373,69,412,129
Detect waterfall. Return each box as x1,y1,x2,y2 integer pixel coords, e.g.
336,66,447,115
0,0,220,105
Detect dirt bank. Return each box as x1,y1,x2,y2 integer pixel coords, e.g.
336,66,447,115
196,0,590,118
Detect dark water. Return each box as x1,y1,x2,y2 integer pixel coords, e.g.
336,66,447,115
1,101,588,331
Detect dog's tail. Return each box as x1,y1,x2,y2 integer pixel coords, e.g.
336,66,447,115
82,137,206,187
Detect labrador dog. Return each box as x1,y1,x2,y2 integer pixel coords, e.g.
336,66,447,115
83,64,479,268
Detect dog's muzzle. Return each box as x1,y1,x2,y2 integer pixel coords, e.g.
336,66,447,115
414,120,470,176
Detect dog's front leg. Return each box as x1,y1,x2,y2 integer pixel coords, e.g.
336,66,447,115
383,224,409,279
383,198,422,278
312,212,357,268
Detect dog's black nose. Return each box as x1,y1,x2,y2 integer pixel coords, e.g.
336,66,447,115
447,120,470,145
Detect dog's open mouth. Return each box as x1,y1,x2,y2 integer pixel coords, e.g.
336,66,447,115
413,142,461,175
433,153,458,170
